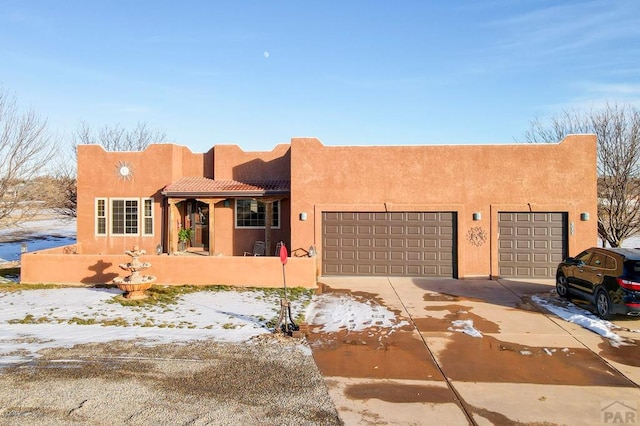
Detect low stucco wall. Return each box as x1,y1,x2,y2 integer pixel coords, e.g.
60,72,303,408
20,247,318,288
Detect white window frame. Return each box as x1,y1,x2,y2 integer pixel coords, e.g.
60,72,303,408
142,198,154,236
95,198,107,236
235,199,280,229
95,197,155,237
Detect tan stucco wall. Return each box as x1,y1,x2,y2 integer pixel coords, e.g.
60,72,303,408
77,144,205,256
212,144,291,181
288,135,598,278
20,246,316,287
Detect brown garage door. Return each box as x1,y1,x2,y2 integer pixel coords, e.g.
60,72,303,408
498,212,567,278
322,212,457,277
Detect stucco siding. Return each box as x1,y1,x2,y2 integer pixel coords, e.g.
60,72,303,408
289,135,597,278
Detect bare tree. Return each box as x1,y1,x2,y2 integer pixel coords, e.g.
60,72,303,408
0,88,57,230
53,121,167,218
72,121,166,151
522,103,640,247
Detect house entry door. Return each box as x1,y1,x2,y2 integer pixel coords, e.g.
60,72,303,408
187,200,209,249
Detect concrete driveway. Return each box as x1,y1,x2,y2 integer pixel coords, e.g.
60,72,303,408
308,277,640,425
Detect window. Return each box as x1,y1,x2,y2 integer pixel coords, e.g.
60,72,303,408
111,198,139,235
589,253,605,267
575,251,592,265
235,199,280,228
143,198,153,236
95,197,155,236
95,198,106,236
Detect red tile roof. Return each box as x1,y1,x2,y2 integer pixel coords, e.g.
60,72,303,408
162,177,290,197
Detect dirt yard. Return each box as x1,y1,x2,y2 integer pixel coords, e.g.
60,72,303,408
0,336,342,425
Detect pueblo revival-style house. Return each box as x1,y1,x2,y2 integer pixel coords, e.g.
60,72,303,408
21,135,597,287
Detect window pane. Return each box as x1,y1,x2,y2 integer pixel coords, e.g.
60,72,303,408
97,218,106,234
112,200,125,234
96,199,106,235
125,200,138,234
143,199,153,235
272,201,279,227
236,200,280,228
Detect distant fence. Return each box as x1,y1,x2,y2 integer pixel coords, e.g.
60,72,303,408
20,245,318,288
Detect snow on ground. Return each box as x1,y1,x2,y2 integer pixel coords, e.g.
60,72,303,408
531,294,639,346
0,287,407,366
448,319,483,338
305,293,408,332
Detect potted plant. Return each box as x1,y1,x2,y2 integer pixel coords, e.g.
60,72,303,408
178,228,193,251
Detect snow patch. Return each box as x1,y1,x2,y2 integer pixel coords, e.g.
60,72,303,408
448,319,483,338
532,295,626,344
305,293,407,332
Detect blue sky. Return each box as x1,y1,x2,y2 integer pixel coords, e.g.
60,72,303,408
1,1,639,152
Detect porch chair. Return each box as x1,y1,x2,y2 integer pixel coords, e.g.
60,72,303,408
274,241,283,256
244,241,266,256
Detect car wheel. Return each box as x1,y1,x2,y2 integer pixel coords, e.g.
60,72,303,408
556,275,570,299
596,289,613,320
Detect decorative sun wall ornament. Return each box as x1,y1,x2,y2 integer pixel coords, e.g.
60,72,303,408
116,161,134,181
467,226,488,247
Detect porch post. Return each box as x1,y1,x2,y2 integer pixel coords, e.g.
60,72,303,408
207,201,215,256
264,200,273,256
167,198,183,255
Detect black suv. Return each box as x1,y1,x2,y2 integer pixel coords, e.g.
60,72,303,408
556,247,640,319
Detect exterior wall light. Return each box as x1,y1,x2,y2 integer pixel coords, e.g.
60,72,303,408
308,245,317,257
472,212,481,221
299,212,308,221
580,212,590,221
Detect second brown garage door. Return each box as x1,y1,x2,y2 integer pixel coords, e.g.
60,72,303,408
498,212,567,278
322,211,457,277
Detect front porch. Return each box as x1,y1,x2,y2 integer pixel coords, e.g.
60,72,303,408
162,178,291,257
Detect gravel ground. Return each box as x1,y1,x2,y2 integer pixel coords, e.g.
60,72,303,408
0,335,342,425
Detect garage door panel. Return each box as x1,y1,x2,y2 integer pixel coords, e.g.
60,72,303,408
374,238,387,248
440,226,454,236
534,240,548,249
357,239,372,248
406,251,421,261
374,251,388,260
341,225,356,234
342,238,356,247
340,249,355,259
498,212,566,279
390,251,404,261
406,265,422,275
406,239,421,248
358,251,371,260
325,250,339,260
390,238,404,248
323,211,456,277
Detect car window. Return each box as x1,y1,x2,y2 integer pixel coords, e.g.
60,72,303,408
589,252,606,267
605,256,617,270
627,261,640,278
575,251,591,265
